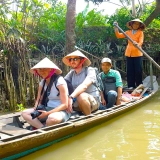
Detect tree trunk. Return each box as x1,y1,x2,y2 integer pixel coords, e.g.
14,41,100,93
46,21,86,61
131,0,136,18
65,0,76,54
144,0,160,27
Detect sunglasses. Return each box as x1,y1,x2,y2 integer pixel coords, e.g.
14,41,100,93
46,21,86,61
69,58,81,62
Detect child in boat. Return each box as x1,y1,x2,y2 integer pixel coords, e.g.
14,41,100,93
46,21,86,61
62,50,100,115
114,19,145,88
98,58,123,109
21,57,71,129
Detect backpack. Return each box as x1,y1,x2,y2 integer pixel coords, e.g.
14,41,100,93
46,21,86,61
100,73,117,95
54,75,74,96
92,67,103,92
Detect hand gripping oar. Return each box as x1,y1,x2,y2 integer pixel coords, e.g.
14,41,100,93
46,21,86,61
113,22,160,71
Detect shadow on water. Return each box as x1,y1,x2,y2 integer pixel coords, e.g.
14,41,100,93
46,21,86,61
19,91,160,160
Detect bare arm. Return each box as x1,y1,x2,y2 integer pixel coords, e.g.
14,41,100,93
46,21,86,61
70,67,97,98
70,79,92,98
116,87,122,105
100,91,106,106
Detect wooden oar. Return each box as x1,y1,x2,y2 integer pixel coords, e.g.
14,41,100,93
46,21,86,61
113,22,160,71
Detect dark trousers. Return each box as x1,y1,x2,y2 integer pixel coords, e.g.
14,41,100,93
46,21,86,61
126,56,142,88
99,91,117,110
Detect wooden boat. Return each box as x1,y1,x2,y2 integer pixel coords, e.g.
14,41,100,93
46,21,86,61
0,88,159,160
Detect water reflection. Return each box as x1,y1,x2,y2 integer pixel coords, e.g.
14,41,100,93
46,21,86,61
19,92,160,160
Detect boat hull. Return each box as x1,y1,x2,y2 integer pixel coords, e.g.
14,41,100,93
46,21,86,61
0,91,157,159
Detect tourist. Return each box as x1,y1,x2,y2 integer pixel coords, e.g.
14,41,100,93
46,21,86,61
22,57,70,129
62,50,100,115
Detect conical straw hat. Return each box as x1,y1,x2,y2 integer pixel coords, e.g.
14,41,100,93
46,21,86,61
62,50,91,67
126,19,145,30
30,57,62,75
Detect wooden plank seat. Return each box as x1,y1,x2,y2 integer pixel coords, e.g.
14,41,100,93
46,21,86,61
0,123,31,137
0,112,24,128
0,112,22,120
0,132,11,139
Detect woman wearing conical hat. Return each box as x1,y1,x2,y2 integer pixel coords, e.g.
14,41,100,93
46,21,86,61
62,50,100,115
22,57,71,129
114,19,146,88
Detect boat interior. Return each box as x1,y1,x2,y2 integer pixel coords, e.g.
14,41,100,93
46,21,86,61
0,86,153,142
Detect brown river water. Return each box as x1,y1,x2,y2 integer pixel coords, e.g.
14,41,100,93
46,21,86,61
19,91,160,160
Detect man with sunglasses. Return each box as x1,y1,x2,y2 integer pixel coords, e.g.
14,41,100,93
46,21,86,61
62,50,100,115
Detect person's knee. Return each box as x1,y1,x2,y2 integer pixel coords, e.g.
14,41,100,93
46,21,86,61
21,111,26,119
107,91,117,100
79,103,91,115
77,93,98,115
78,98,91,115
21,109,33,120
47,113,62,125
21,110,28,119
77,94,90,108
77,93,87,101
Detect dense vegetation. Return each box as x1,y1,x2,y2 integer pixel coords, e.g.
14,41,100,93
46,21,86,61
0,0,159,111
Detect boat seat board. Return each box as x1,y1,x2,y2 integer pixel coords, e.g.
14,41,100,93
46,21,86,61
140,87,149,97
0,112,22,120
0,112,25,128
0,124,31,136
0,132,12,139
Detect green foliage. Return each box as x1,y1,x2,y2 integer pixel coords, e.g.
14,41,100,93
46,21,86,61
76,26,108,42
141,2,160,28
114,43,126,57
143,28,160,57
109,1,160,30
140,2,156,20
76,39,113,57
86,9,109,26
108,7,133,31
76,8,109,31
17,103,25,111
40,2,67,32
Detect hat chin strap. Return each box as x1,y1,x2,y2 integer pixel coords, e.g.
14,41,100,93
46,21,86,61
45,69,56,79
75,58,86,69
34,70,41,77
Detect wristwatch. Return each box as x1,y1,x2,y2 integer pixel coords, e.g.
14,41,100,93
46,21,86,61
68,95,74,100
